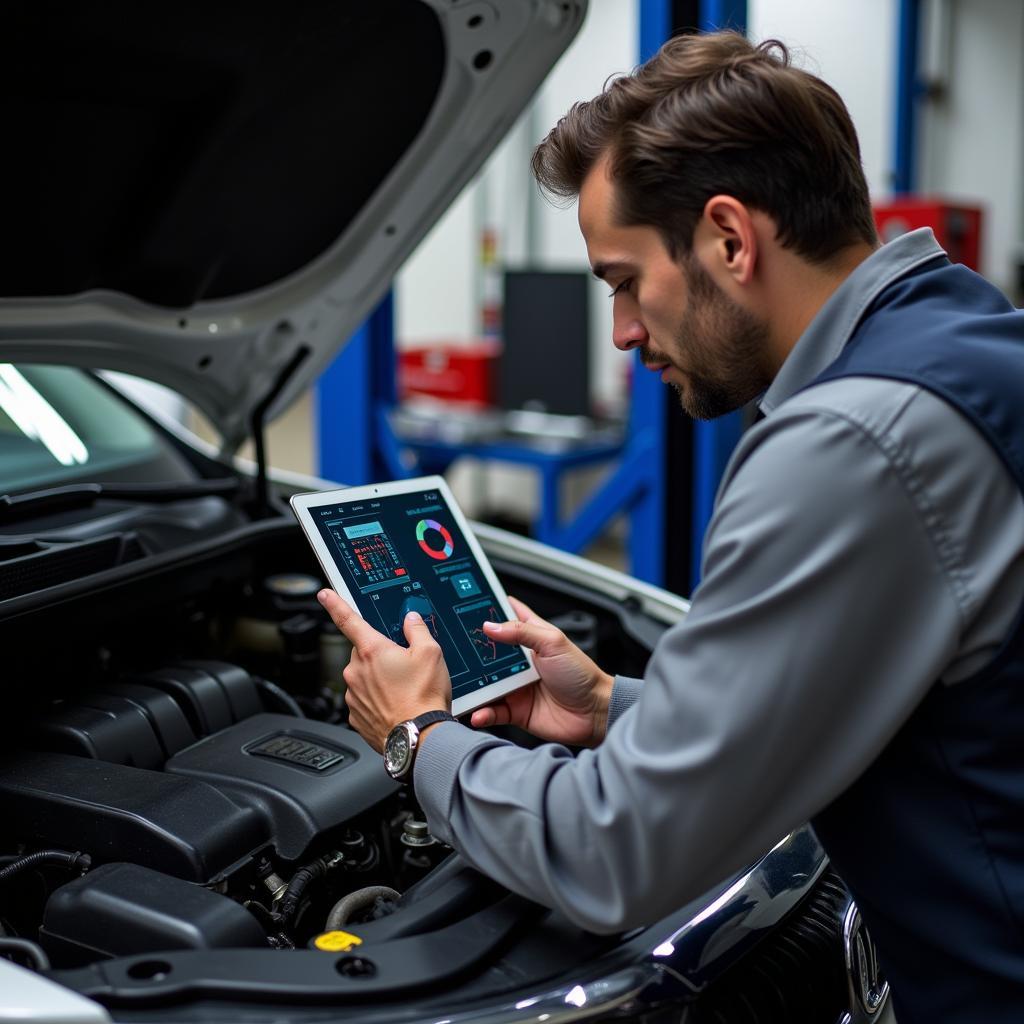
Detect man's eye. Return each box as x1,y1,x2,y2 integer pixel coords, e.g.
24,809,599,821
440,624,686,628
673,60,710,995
608,280,631,298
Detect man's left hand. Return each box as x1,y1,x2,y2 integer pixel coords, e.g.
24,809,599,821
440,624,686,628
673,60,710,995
318,589,452,753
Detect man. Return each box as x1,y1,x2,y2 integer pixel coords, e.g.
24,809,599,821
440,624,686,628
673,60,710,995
320,31,1024,1022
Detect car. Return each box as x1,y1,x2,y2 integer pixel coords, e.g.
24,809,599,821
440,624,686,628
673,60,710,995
0,2,891,1021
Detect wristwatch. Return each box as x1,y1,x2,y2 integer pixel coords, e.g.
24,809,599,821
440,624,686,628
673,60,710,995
383,710,456,781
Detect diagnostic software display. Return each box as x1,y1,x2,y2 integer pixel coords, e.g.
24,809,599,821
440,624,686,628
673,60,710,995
296,480,535,708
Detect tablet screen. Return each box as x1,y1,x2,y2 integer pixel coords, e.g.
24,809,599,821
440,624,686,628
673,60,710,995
308,485,531,702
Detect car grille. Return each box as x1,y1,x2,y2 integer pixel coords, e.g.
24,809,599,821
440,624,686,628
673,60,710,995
686,868,850,1024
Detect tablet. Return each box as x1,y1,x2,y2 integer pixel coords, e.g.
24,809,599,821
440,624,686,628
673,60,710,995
291,476,539,717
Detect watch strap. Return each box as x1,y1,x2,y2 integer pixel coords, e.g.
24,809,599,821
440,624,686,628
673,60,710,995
411,710,456,731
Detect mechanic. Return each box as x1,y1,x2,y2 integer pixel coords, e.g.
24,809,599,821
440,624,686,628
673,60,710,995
320,31,1024,1022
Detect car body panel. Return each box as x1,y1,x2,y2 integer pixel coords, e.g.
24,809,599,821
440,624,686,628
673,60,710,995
0,1,586,449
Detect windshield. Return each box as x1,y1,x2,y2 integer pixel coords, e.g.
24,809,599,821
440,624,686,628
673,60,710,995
0,364,197,494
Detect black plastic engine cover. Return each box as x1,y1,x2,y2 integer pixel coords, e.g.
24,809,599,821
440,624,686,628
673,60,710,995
164,714,399,860
41,862,267,965
0,751,266,881
31,662,265,769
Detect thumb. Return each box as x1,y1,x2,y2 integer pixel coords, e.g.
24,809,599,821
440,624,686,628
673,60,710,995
403,610,436,647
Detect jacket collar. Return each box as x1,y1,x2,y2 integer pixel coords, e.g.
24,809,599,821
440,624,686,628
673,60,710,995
759,228,947,415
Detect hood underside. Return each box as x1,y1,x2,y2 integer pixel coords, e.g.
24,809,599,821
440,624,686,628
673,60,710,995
0,0,586,448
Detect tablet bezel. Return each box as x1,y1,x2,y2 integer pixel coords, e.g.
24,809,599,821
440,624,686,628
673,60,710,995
290,475,539,718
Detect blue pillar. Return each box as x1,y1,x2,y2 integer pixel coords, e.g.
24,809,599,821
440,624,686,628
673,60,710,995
316,292,395,485
626,354,667,585
639,0,670,62
893,0,922,194
684,0,748,588
630,0,673,586
700,0,746,32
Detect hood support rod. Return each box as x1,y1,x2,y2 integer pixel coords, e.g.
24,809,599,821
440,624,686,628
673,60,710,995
250,345,310,516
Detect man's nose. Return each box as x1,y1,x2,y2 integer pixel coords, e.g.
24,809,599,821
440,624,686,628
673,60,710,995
612,313,648,352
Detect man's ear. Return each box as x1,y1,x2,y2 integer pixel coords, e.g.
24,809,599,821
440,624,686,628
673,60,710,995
695,195,758,286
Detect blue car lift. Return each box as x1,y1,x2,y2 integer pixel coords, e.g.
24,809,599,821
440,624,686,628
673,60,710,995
317,0,751,592
894,0,922,196
641,0,747,591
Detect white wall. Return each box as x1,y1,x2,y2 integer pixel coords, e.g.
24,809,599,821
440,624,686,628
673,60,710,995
534,0,638,415
747,0,897,198
396,186,478,343
917,0,1024,289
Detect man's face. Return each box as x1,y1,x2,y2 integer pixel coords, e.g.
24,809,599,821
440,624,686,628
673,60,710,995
578,156,771,419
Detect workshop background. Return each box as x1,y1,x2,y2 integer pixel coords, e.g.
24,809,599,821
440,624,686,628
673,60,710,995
178,0,1024,592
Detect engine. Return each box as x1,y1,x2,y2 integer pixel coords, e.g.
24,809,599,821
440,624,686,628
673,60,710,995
0,659,445,965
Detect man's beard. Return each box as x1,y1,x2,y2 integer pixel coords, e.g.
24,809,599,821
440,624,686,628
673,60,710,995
643,255,772,420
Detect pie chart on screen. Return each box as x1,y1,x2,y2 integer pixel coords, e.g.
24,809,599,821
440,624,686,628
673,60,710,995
416,519,454,560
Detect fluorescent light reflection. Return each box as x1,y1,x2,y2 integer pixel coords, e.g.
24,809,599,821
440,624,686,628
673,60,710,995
0,364,88,467
564,985,587,1007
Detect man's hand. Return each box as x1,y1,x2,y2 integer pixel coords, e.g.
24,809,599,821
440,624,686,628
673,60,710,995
318,590,451,754
472,597,614,747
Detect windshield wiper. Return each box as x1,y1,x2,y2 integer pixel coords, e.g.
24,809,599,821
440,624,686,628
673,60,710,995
0,478,241,523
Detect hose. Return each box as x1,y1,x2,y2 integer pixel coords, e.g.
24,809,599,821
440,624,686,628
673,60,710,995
0,937,50,972
277,853,339,926
0,850,91,884
325,885,401,931
254,676,305,717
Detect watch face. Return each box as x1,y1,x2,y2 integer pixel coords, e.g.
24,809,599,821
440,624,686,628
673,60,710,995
384,725,412,778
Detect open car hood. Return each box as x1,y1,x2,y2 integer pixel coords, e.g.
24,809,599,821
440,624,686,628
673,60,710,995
0,0,585,449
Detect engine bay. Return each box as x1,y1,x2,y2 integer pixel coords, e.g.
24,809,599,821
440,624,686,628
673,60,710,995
0,512,658,991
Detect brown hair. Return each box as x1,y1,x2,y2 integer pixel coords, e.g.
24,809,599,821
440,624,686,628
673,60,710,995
531,31,877,264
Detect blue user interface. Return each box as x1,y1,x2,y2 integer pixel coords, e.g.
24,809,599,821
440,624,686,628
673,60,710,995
312,488,530,700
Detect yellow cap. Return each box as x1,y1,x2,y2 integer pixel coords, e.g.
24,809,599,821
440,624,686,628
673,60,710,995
313,930,363,952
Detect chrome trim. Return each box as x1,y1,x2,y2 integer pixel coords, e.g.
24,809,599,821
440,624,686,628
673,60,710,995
421,964,665,1024
839,899,890,1024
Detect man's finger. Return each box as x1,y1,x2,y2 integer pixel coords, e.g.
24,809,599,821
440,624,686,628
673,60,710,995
403,610,436,648
482,615,551,652
319,589,379,649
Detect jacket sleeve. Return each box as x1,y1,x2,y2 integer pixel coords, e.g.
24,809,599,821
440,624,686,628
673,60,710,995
607,675,643,728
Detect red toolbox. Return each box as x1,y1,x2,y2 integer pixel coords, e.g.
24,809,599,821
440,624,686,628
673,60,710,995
398,341,500,408
874,198,983,272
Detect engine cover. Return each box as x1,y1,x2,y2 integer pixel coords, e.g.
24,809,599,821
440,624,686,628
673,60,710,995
164,713,398,861
3,664,398,879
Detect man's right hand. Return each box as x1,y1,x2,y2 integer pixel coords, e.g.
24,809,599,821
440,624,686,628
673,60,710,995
471,596,614,747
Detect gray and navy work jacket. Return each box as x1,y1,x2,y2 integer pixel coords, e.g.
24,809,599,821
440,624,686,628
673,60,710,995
811,254,1024,1018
